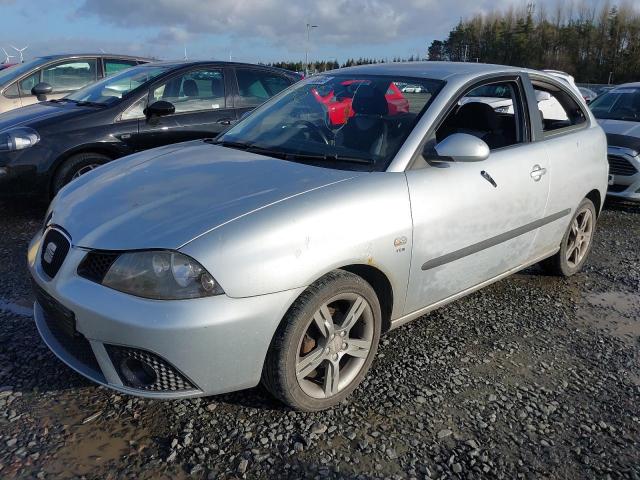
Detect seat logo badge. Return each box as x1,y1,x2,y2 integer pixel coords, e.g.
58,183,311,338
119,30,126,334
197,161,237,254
43,242,57,264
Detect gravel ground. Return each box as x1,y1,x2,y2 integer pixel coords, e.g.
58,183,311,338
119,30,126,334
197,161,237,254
0,198,638,479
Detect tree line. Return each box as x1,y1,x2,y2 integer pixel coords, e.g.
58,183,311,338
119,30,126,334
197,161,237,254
428,2,640,84
265,55,423,73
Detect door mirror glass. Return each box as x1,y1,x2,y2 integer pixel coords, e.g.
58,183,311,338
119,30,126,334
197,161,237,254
432,133,490,162
31,82,53,101
144,100,175,119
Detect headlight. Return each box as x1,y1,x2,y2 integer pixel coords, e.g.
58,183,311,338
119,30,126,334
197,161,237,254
494,106,510,113
101,250,224,300
0,127,40,152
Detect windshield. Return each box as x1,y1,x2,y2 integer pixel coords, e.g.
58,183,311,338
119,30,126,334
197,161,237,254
0,58,45,84
65,65,170,105
218,74,444,171
590,86,640,122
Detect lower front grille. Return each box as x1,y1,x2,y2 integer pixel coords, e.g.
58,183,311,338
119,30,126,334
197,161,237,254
105,345,196,392
35,286,102,375
608,155,638,176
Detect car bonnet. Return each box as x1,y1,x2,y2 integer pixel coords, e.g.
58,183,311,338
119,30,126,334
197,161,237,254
50,142,361,250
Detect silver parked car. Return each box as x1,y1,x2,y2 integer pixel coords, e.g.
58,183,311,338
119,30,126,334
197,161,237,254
29,62,608,411
590,83,640,201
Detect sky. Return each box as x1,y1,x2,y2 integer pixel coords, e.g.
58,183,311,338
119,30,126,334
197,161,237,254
0,0,616,64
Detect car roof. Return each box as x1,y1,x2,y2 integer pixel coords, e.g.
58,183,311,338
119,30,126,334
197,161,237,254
142,60,299,75
324,61,556,82
613,82,640,89
36,53,153,61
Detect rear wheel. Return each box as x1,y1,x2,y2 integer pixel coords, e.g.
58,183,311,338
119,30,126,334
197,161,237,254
541,198,597,276
52,152,110,197
262,270,381,411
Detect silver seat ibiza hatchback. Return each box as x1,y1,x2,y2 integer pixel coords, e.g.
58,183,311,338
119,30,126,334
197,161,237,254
29,62,608,411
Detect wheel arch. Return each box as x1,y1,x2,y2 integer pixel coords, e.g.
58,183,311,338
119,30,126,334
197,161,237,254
48,145,121,196
585,188,603,217
338,264,394,333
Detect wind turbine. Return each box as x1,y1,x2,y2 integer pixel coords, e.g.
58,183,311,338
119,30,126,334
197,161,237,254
11,45,28,63
183,45,188,61
2,48,15,64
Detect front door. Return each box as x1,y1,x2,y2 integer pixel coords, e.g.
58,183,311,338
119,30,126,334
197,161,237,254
404,77,551,314
135,67,236,150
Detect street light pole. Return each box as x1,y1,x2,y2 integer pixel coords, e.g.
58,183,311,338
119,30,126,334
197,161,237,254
305,23,318,76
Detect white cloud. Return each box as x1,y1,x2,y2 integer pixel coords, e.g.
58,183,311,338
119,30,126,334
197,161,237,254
77,0,564,48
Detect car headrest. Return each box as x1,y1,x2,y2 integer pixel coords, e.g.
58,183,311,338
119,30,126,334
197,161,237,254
455,102,499,131
352,85,388,116
211,77,224,98
183,79,199,97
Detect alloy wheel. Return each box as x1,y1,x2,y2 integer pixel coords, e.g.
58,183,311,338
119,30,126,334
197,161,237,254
565,207,594,268
295,293,374,399
71,163,101,180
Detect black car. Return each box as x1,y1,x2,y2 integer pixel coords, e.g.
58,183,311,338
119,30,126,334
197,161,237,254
0,61,300,198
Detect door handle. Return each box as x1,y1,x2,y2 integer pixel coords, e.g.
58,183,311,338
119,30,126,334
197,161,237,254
530,164,547,181
217,118,235,126
480,170,497,188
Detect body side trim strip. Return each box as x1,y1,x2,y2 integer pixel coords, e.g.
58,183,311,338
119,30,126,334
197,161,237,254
421,208,571,271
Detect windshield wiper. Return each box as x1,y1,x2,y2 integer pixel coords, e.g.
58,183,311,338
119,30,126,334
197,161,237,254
210,139,372,164
74,100,107,108
286,152,373,165
211,140,254,150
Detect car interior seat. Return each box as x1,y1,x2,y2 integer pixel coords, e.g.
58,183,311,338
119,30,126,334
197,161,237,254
451,102,507,149
336,85,389,157
183,79,199,98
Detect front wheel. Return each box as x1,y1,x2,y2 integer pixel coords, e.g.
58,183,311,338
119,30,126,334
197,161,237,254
541,198,597,276
262,270,381,411
51,152,110,197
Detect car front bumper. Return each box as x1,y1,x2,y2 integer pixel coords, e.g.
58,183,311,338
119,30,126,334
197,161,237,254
607,148,640,202
28,228,304,399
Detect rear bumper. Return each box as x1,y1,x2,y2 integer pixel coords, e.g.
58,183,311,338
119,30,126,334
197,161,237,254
28,229,304,398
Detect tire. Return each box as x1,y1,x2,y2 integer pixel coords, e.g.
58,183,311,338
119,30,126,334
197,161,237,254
262,270,381,411
540,198,597,277
51,152,111,197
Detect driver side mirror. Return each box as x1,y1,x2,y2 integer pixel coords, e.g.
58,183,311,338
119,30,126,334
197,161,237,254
428,133,490,163
31,82,53,102
144,100,175,120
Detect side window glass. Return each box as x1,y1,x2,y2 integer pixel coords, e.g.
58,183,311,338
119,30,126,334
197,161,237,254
120,95,148,121
151,68,225,114
434,81,524,151
236,69,291,107
42,60,98,93
533,84,586,133
19,72,40,96
104,59,138,77
3,82,19,99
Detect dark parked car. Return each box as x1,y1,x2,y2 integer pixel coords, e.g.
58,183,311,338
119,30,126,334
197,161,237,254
0,61,299,198
0,53,151,114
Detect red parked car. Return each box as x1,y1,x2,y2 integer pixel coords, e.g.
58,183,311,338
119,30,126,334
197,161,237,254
312,79,409,125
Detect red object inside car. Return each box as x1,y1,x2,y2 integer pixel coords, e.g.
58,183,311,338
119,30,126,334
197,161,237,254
312,80,409,125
